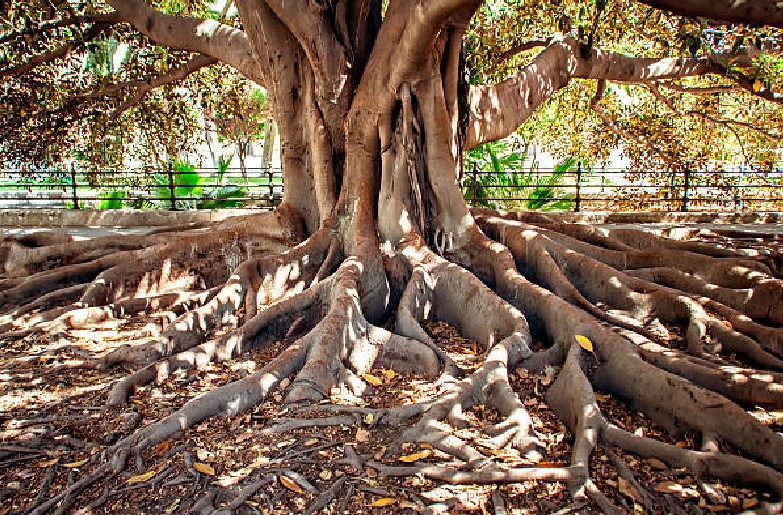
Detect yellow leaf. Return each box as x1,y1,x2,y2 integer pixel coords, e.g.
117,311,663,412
361,373,383,387
753,80,763,92
37,458,59,467
399,450,432,463
364,413,374,425
380,369,396,381
126,471,156,484
279,475,303,493
371,498,397,507
574,334,593,352
62,458,88,468
193,462,215,476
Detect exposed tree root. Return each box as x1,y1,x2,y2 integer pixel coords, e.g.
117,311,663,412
7,215,783,514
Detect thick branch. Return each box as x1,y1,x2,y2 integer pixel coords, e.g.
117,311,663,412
466,36,723,148
105,0,263,84
636,0,783,30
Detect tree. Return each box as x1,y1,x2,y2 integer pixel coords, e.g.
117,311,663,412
3,0,783,512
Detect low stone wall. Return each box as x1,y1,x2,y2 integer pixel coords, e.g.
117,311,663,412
0,208,265,227
0,208,780,228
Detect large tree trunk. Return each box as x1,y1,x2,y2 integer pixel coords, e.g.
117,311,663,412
7,2,783,513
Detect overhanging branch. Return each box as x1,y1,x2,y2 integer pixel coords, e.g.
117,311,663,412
105,0,263,85
635,0,783,30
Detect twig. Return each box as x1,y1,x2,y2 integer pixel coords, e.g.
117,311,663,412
302,476,347,515
491,487,507,515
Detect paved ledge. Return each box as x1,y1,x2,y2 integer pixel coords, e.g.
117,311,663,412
0,208,781,228
0,208,265,227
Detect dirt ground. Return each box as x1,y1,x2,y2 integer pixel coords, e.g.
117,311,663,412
1,313,773,514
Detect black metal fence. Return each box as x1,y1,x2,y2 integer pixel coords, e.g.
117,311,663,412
463,164,783,212
0,164,284,209
2,163,782,212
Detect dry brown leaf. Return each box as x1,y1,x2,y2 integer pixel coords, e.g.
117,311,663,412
154,440,169,457
279,475,303,493
126,471,156,484
62,458,88,468
619,477,643,503
356,428,370,442
193,462,215,476
399,450,432,463
371,498,396,507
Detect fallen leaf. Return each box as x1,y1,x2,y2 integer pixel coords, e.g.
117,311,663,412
398,500,418,509
355,428,370,442
380,369,396,381
36,458,59,467
126,471,156,484
537,461,567,468
319,469,332,480
575,334,598,358
743,498,759,510
371,498,396,507
644,458,667,470
279,475,303,493
619,477,643,503
361,373,383,387
675,441,688,448
399,450,432,462
364,413,374,425
196,448,211,461
62,458,88,468
193,462,215,476
154,441,169,457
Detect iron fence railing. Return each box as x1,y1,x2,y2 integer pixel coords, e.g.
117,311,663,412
0,164,284,209
2,163,782,212
462,164,783,212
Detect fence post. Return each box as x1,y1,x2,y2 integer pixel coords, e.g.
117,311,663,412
70,162,80,209
574,161,582,212
268,167,275,204
681,165,690,212
167,162,177,210
471,163,478,204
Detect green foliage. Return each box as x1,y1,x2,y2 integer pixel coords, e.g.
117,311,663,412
97,189,126,209
465,141,575,211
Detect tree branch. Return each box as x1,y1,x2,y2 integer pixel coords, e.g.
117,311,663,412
0,12,120,46
260,0,351,102
466,37,719,148
105,0,263,84
0,21,115,80
109,55,218,119
635,0,783,30
647,81,781,140
657,81,735,94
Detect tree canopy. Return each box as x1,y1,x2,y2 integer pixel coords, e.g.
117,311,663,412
2,0,782,170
